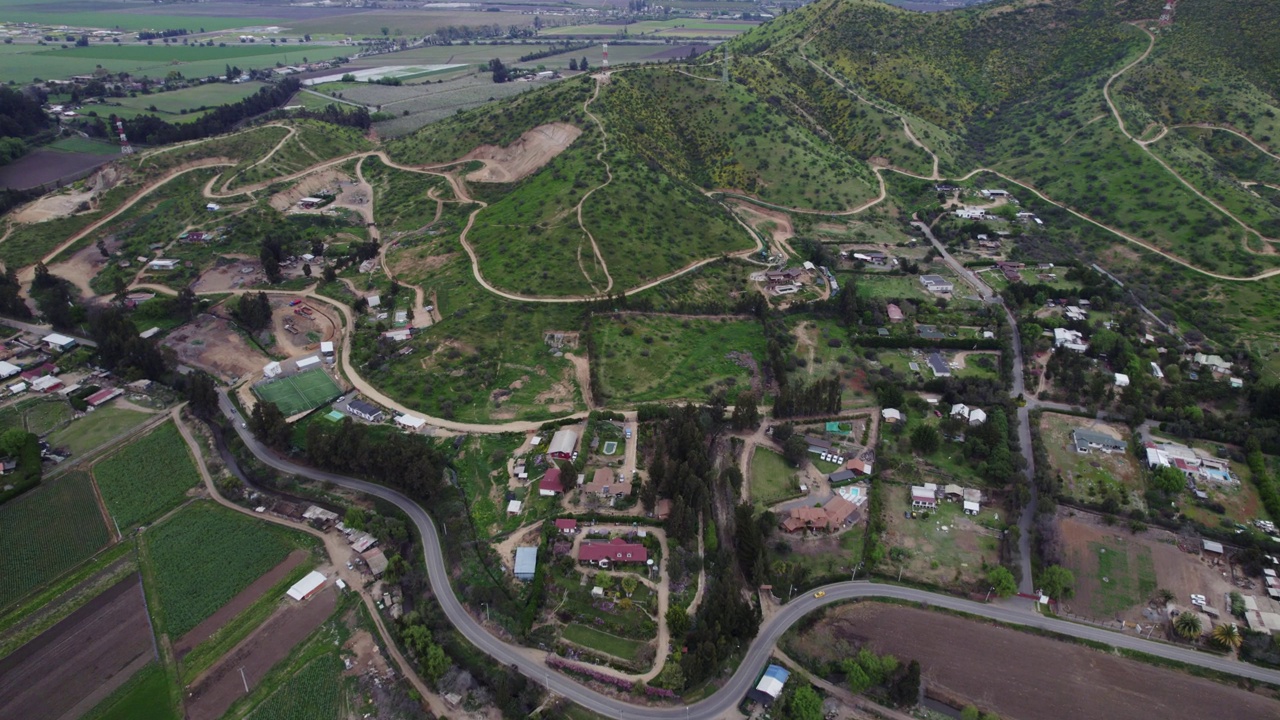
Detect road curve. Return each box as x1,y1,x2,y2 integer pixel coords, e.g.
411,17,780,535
217,393,1280,719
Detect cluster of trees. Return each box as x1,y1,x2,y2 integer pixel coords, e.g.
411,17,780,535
519,42,591,63
137,29,189,40
0,427,42,502
640,405,716,545
0,86,51,162
302,417,449,504
772,376,842,418
679,563,760,687
231,292,273,332
939,406,1017,483
30,264,83,330
89,306,167,380
0,269,31,320
567,57,590,72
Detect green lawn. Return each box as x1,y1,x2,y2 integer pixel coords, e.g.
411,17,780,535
93,420,201,529
750,448,801,507
47,406,153,457
0,397,74,436
562,623,647,662
596,314,767,403
1081,539,1157,617
0,471,110,609
0,40,340,84
144,501,304,638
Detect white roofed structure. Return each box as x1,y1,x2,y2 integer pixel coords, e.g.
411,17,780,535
395,414,427,430
287,571,327,601
297,356,321,370
263,361,283,378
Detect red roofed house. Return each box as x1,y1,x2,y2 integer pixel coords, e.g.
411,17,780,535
844,458,873,476
539,467,565,497
887,303,905,323
86,387,123,407
554,518,578,534
577,537,648,567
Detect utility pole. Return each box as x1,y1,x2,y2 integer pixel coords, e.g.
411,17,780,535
984,586,995,603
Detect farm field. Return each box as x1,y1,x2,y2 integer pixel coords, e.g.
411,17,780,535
46,405,153,456
92,419,201,529
542,19,758,37
595,314,766,404
0,396,74,435
243,652,344,720
561,624,646,663
0,42,346,84
854,273,940,300
0,145,116,190
0,471,111,609
254,369,343,417
107,82,268,117
1039,413,1142,509
144,501,304,638
782,602,1278,720
749,447,801,507
83,662,179,720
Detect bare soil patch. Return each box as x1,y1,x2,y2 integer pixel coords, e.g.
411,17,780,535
268,168,352,212
11,164,124,223
174,549,310,658
163,313,271,382
270,297,337,355
0,577,154,720
184,584,338,720
463,123,582,183
191,255,265,293
343,628,392,677
789,602,1278,720
49,236,122,299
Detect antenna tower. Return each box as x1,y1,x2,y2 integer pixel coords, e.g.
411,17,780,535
116,119,134,155
1159,0,1177,27
602,43,608,69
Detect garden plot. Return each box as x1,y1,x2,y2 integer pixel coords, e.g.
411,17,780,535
883,484,1003,589
1039,413,1142,509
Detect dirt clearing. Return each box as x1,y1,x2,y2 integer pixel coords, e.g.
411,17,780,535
268,168,352,211
184,584,338,720
786,602,1278,720
175,549,310,658
191,255,264,293
10,165,125,223
163,313,272,382
0,577,154,720
463,123,582,183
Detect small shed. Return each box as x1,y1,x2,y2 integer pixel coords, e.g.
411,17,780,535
506,499,523,515
1202,539,1224,555
748,665,790,706
286,571,327,601
263,361,283,378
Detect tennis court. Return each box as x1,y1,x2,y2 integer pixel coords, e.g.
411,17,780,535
253,369,342,416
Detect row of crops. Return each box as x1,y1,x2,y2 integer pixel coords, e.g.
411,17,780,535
94,421,201,529
244,652,344,720
146,502,306,639
0,471,110,609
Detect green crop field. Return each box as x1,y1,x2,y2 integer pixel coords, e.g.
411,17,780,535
0,397,74,436
0,471,110,609
93,420,201,529
47,136,120,155
244,652,344,720
561,624,647,662
595,314,767,403
145,501,302,638
82,662,179,720
0,41,341,84
543,19,757,37
254,369,343,417
108,82,268,116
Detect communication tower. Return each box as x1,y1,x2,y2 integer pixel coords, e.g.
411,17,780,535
602,43,609,69
116,119,133,155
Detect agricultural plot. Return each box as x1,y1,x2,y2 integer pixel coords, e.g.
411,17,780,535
93,420,201,529
1038,413,1142,509
254,369,343,417
0,471,110,609
83,662,179,720
46,405,153,456
243,652,344,720
144,502,302,638
0,397,73,435
627,258,756,313
0,41,344,84
594,314,767,404
561,624,646,663
107,82,268,117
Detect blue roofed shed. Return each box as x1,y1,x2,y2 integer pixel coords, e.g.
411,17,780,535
514,546,538,581
748,664,790,705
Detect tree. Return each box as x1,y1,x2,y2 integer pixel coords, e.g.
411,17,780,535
569,57,578,71
323,265,337,282
910,424,940,455
186,371,219,419
1150,465,1184,493
782,434,808,467
1211,622,1243,650
890,660,921,707
381,26,390,36
302,262,311,278
488,58,509,83
987,566,1017,598
731,392,759,431
580,57,589,71
844,661,871,694
0,427,28,457
666,606,689,638
621,575,638,597
1038,565,1075,599
787,685,823,720
423,643,450,684
595,570,611,589
961,707,981,720
1174,611,1202,640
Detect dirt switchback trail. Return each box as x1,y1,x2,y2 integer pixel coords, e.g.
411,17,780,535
574,74,616,294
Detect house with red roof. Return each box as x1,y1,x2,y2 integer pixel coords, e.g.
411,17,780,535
577,537,647,567
554,518,578,534
539,467,565,496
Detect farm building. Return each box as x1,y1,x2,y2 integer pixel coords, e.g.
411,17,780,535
514,546,538,581
578,538,648,566
86,388,122,407
539,467,565,496
43,333,76,352
548,428,579,459
0,361,18,379
348,400,384,423
296,355,322,371
363,547,388,576
286,571,327,601
263,361,283,378
749,665,790,706
31,376,63,393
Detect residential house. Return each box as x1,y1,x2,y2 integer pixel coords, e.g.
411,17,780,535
1193,353,1233,374
764,268,804,286
953,207,986,220
1150,362,1164,379
577,537,648,566
828,469,856,484
926,352,951,378
584,467,626,498
918,325,945,341
43,333,77,352
911,486,938,509
844,458,873,476
886,303,905,323
1072,429,1127,454
348,400,384,423
749,665,790,707
882,408,902,423
920,275,954,294
539,468,565,496
655,498,673,520
1053,328,1088,352
555,518,578,534
1115,373,1130,387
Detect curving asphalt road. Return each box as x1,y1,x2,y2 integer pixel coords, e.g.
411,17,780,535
217,392,1280,718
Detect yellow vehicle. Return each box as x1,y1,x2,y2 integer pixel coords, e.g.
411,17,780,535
813,591,826,598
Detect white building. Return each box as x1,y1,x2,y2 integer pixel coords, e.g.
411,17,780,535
148,259,181,271
1115,373,1130,387
43,333,77,351
263,361,283,378
920,275,954,294
1053,328,1088,352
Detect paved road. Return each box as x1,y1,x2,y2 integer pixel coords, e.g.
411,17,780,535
217,392,1280,719
0,317,97,347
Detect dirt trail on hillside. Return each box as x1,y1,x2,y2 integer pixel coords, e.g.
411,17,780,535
463,123,582,183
